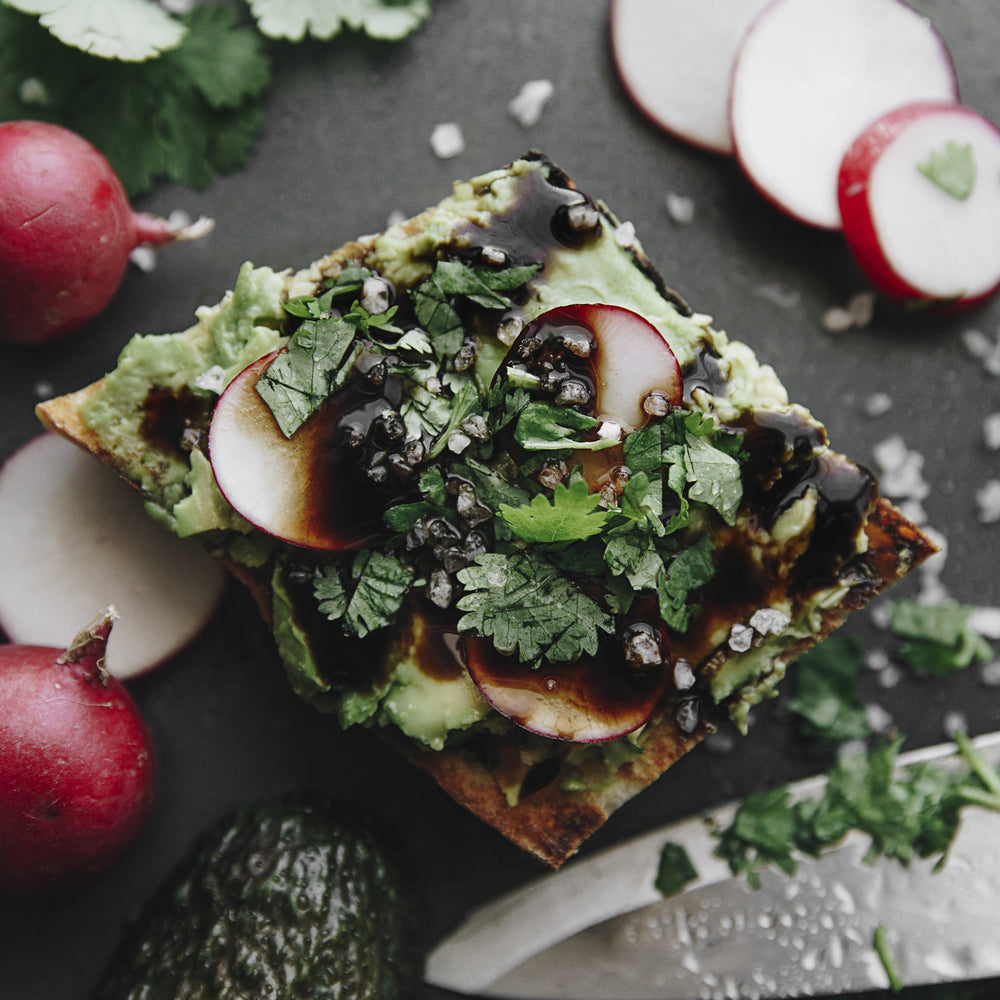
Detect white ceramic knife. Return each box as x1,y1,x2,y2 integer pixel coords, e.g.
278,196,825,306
426,732,1000,998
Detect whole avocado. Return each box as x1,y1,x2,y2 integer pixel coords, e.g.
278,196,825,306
92,795,422,1000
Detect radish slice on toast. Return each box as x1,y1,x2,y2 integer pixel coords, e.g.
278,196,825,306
464,617,670,743
729,0,958,229
610,0,773,154
208,351,388,551
838,101,1000,308
0,433,226,678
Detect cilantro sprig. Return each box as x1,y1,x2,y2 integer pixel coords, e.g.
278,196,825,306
0,0,433,196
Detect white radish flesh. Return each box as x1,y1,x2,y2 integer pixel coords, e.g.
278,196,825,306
729,0,958,229
0,434,226,679
610,0,773,154
838,101,1000,307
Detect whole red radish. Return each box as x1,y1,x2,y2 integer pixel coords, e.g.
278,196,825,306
838,101,1000,310
0,120,211,345
0,608,156,897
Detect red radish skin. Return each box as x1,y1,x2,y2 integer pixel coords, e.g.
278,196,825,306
838,101,1000,309
610,0,773,155
728,0,959,230
0,120,211,345
0,610,156,898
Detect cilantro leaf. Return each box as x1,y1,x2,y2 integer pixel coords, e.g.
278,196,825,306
315,550,414,638
918,140,977,201
889,598,993,675
499,480,610,544
255,313,358,437
656,534,715,632
603,528,664,593
248,0,432,42
7,0,187,62
456,551,615,663
787,635,871,746
513,401,617,453
654,842,699,897
680,430,742,526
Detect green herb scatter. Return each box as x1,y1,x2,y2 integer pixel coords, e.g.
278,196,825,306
917,140,977,201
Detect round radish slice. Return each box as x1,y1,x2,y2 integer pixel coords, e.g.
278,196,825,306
610,0,773,154
0,433,227,678
502,304,682,433
208,351,388,551
463,618,669,743
729,0,958,229
839,101,1000,308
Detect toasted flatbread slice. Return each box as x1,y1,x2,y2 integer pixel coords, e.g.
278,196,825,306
38,155,935,867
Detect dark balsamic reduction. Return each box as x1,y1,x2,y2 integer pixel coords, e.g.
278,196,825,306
140,385,213,459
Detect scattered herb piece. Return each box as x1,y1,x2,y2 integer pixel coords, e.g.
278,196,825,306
711,735,1000,890
889,598,993,676
874,924,904,993
787,634,871,745
512,401,616,453
654,841,699,897
456,551,615,664
917,140,977,201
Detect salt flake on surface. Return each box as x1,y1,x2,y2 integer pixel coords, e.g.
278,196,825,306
430,122,464,159
129,246,157,273
728,624,754,652
969,606,1000,639
962,327,1000,375
507,79,554,127
864,392,893,417
980,660,1000,686
614,221,637,248
750,607,790,636
665,191,695,226
983,412,1000,450
942,710,968,738
194,365,226,394
976,479,1000,523
865,703,893,734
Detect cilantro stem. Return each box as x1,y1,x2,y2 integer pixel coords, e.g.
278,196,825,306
954,730,1000,800
873,925,903,993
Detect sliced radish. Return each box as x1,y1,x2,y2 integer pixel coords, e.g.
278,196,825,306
463,618,669,743
208,351,387,551
610,0,773,154
838,101,1000,308
0,434,226,679
729,0,959,229
502,304,682,433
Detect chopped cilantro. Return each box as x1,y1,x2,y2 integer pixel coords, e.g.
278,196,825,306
512,401,617,453
654,841,699,897
656,534,715,632
874,925,904,994
456,551,615,664
710,735,1000,891
315,551,414,638
889,598,993,675
917,140,977,201
499,480,610,544
788,635,871,746
255,313,359,437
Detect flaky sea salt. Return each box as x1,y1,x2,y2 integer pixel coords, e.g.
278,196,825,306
194,365,226,394
983,413,1000,450
728,624,754,652
665,191,695,226
962,327,1000,375
872,434,931,503
866,703,893,734
969,606,1000,639
942,710,968,737
507,79,554,127
750,607,790,636
614,221,637,248
430,122,465,159
976,479,1000,523
822,291,876,332
864,392,893,417
980,660,1000,686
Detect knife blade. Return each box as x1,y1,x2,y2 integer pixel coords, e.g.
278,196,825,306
426,732,1000,998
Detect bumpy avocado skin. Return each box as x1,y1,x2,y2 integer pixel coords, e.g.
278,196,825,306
92,796,422,1000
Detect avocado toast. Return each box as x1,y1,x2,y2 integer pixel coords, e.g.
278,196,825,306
37,154,936,866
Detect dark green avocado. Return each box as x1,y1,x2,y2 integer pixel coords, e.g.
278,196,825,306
92,795,422,1000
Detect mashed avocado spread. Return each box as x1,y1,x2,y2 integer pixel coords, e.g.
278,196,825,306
77,156,879,767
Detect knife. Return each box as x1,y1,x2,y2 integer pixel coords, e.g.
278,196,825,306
426,732,1000,998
